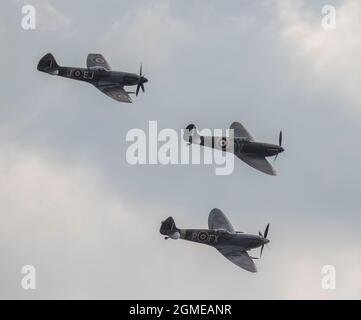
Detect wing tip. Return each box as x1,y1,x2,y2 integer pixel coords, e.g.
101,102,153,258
242,263,257,273
230,121,241,126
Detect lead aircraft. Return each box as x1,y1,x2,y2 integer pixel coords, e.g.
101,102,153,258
37,53,148,103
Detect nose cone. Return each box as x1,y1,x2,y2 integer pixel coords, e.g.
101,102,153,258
264,239,270,244
143,77,148,83
279,147,284,153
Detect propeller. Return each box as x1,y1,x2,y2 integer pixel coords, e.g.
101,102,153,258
136,64,147,96
279,130,282,147
259,223,270,258
274,130,283,162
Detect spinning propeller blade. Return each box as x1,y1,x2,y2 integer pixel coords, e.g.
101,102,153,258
264,223,269,239
274,131,283,162
259,224,270,258
279,130,282,147
136,63,147,96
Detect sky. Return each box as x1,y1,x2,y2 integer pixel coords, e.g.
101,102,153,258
0,0,360,299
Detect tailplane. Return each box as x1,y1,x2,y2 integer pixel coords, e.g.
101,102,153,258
37,53,59,75
160,217,180,240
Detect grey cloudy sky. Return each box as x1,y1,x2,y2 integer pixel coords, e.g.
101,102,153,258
1,0,360,299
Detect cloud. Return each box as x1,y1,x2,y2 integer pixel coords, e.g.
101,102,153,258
280,248,361,299
0,140,154,298
276,0,361,112
0,143,121,242
100,1,193,66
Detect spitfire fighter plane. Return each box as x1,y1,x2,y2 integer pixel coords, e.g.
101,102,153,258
37,53,148,103
183,122,284,176
160,208,270,272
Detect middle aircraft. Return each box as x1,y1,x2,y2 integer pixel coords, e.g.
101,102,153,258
183,122,284,175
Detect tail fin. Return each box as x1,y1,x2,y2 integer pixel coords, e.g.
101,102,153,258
37,53,59,74
183,124,197,144
160,217,180,239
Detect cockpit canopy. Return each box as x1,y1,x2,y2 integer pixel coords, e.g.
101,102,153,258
89,66,107,71
217,229,232,236
236,137,250,143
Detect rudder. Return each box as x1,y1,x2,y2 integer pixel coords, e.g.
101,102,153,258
37,53,59,74
160,217,180,239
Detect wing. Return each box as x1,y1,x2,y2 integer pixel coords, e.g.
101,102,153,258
87,54,111,71
216,246,257,272
94,83,132,103
230,122,254,141
208,208,235,233
236,153,276,176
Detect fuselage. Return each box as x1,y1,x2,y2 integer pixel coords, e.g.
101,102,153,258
54,66,146,87
179,228,268,251
188,134,284,158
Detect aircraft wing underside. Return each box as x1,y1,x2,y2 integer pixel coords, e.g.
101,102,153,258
236,152,276,176
215,245,257,272
94,83,132,103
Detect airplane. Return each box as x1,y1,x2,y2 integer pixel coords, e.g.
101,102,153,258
37,53,148,103
160,208,270,273
183,122,284,176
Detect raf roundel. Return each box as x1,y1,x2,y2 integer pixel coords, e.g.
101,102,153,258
73,69,82,77
218,137,228,149
94,57,105,64
198,231,209,242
